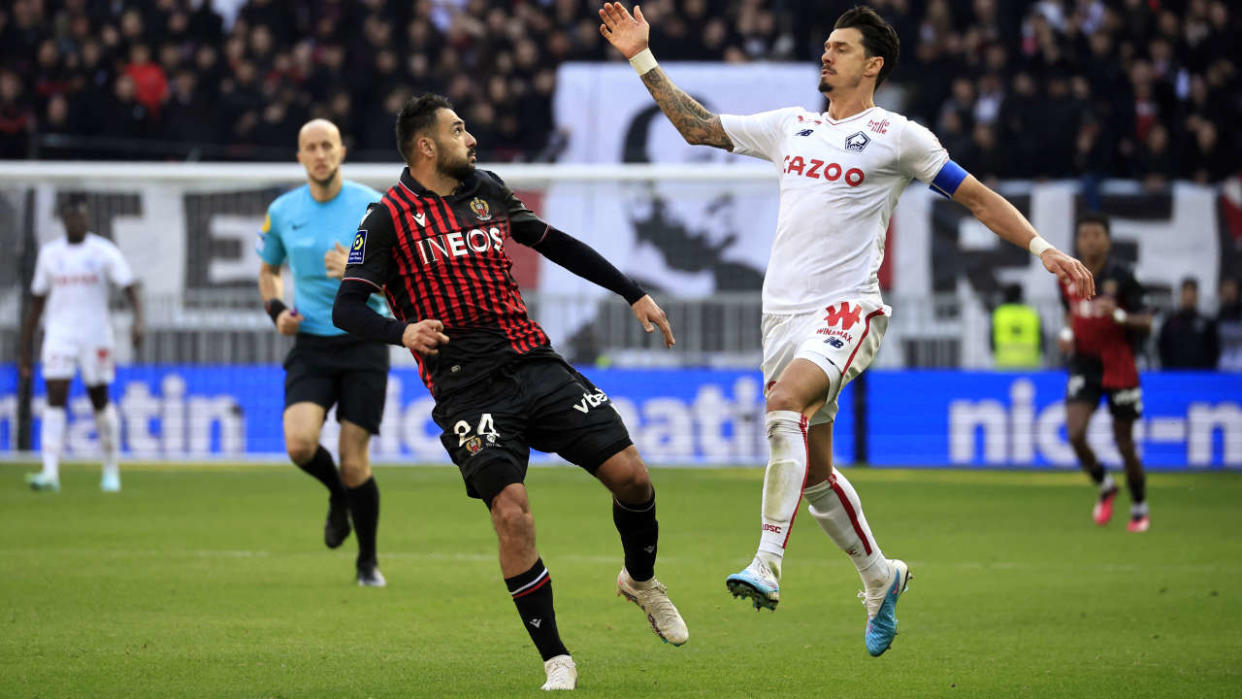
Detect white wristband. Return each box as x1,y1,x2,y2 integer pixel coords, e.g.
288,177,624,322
1113,308,1128,324
1058,327,1074,342
1028,236,1053,257
629,48,658,75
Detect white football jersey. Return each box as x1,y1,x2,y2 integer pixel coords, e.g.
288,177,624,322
721,106,949,314
31,234,135,345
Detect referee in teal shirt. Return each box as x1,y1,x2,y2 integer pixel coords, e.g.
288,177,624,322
258,119,388,587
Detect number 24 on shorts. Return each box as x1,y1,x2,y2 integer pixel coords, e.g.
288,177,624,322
455,413,500,447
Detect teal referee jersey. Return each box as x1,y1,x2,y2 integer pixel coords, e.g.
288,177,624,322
257,180,387,336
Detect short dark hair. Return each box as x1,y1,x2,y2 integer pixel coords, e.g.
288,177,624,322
59,193,88,214
395,93,452,162
1076,211,1111,237
1181,277,1199,291
834,6,900,88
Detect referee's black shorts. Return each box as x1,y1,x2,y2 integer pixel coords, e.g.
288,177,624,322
284,333,389,434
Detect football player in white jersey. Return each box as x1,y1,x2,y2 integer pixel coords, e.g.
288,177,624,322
601,3,1095,655
18,197,144,493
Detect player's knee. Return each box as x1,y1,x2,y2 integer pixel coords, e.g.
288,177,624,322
489,490,532,536
612,466,652,503
285,437,319,465
338,457,371,487
765,384,807,413
1066,424,1089,446
86,387,109,411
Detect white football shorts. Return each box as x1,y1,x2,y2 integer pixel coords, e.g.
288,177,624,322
41,336,116,385
761,298,890,425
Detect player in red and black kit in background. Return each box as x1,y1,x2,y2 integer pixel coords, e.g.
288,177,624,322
1058,213,1153,533
332,94,687,690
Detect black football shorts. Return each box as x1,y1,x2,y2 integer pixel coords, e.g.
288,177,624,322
432,356,633,505
284,333,390,433
1066,355,1142,421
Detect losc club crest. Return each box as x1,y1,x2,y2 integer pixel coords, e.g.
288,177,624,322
464,436,482,455
469,197,492,221
844,131,870,152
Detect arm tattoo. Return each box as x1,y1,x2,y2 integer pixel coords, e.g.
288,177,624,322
640,68,733,150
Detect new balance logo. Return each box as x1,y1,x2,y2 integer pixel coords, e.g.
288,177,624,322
643,545,656,553
413,212,427,227
529,618,542,629
824,301,862,330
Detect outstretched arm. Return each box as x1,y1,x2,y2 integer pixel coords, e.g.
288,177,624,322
531,226,676,347
599,2,732,150
952,175,1096,299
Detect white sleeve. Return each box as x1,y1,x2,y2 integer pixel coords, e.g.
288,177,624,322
897,119,951,184
720,107,798,163
31,246,50,295
104,241,136,287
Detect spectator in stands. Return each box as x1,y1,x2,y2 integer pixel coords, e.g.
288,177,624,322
1217,277,1242,371
0,0,1238,168
0,68,32,158
1158,278,1219,369
124,43,169,116
1134,122,1176,192
97,74,151,156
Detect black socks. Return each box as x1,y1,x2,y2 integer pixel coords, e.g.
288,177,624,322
346,476,380,568
613,492,658,582
505,558,568,661
296,446,347,499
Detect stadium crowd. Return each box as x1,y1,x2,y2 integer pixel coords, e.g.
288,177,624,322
0,0,1239,182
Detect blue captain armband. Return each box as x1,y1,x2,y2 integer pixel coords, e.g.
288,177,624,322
929,160,969,199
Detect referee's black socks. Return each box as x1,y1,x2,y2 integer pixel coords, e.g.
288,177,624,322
296,446,347,500
613,492,658,582
505,558,569,661
346,476,380,569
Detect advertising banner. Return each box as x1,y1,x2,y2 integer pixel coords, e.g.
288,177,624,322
3,365,1237,469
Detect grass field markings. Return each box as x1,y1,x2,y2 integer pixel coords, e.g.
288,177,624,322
1,546,1230,576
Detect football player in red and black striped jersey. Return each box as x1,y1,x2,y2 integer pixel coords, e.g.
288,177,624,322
333,94,687,690
1058,213,1153,532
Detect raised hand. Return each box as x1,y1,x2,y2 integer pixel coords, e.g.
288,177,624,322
631,294,676,348
599,2,650,59
1041,248,1095,300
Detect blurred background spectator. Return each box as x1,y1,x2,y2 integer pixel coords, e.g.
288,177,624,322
0,0,1236,172
1218,277,1242,371
1157,277,1218,368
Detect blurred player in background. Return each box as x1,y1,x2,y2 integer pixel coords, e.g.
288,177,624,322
257,119,389,587
19,197,143,493
1058,213,1153,532
601,2,1095,656
333,94,686,690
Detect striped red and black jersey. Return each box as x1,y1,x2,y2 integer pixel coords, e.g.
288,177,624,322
1060,259,1146,389
343,167,554,396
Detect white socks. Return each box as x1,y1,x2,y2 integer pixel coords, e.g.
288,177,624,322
756,411,810,574
40,404,122,481
804,469,889,590
1100,473,1116,494
95,404,120,478
41,406,66,480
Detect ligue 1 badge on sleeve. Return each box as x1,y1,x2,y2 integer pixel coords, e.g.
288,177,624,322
348,230,367,265
469,197,492,221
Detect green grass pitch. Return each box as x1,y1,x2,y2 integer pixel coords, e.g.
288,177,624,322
1,463,1240,697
